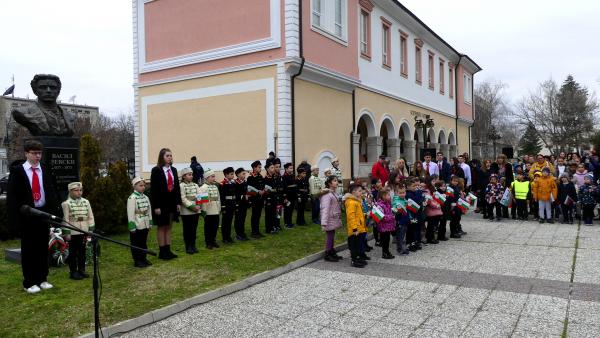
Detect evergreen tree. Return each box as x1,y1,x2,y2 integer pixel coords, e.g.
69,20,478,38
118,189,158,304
80,134,101,198
557,75,598,152
519,123,542,155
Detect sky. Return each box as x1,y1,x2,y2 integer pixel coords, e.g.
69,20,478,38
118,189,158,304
1,0,599,115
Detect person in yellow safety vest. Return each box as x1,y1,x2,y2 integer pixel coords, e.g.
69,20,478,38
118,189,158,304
511,173,531,220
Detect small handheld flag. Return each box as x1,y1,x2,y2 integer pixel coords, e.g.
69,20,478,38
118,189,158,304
457,198,470,214
446,186,455,198
196,192,209,205
407,198,420,213
433,191,447,205
467,192,478,206
370,205,384,223
247,186,260,196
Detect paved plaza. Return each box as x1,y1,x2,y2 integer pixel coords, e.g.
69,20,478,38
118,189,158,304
121,215,600,337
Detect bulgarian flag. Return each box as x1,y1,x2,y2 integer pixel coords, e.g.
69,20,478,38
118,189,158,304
407,198,420,213
457,198,470,214
433,191,447,205
196,192,209,205
467,192,478,206
564,195,575,206
446,187,455,198
370,205,384,223
247,185,260,196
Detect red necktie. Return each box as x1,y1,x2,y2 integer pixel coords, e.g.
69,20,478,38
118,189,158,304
31,167,41,201
167,169,174,192
426,163,429,173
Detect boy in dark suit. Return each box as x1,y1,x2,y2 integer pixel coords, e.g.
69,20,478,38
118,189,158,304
282,163,297,228
233,168,250,241
246,161,265,238
296,168,309,225
7,140,60,293
219,167,237,243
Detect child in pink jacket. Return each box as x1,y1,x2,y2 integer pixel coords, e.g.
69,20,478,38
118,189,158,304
425,181,444,244
375,188,396,259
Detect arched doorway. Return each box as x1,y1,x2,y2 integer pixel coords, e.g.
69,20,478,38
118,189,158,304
379,116,396,158
356,112,376,163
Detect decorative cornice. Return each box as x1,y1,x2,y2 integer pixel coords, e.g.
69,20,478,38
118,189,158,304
359,0,374,12
414,38,423,48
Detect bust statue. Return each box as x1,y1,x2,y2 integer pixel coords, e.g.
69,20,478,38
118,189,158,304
10,74,75,137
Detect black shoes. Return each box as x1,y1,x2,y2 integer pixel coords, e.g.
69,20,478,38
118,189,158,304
251,233,265,239
70,271,84,280
439,237,449,241
324,250,341,262
450,233,461,239
133,261,147,268
236,235,249,241
351,259,366,268
365,244,373,252
79,270,90,278
223,238,235,244
382,252,395,259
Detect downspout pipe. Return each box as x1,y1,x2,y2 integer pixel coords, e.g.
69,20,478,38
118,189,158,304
290,0,305,168
351,89,356,179
454,55,463,156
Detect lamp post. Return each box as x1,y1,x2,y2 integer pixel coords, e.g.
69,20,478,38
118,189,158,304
414,115,435,159
488,125,502,159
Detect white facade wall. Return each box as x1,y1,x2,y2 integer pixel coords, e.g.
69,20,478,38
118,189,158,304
358,5,456,116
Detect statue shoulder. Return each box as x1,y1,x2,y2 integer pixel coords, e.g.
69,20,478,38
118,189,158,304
11,103,43,124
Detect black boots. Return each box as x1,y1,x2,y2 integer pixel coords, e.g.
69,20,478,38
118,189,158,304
324,249,343,262
158,245,178,260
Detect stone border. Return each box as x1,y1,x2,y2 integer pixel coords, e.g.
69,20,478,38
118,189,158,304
80,238,358,337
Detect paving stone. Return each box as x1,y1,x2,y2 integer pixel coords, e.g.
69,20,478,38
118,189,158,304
567,322,600,337
328,315,378,334
362,322,413,338
384,310,429,329
514,316,564,335
521,295,568,321
569,300,600,325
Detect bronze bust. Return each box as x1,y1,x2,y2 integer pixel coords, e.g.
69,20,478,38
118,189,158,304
11,74,75,137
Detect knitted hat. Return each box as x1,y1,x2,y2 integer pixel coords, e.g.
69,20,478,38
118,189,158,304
311,166,319,172
534,171,542,177
204,168,215,178
542,167,551,173
180,167,193,177
68,182,82,190
131,177,144,186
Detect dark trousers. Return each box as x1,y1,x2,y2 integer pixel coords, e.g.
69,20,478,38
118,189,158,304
395,222,409,253
426,216,441,242
181,214,200,249
380,231,392,254
130,228,149,263
284,199,296,225
296,199,307,225
407,220,422,244
358,232,367,255
311,197,320,223
511,203,517,219
501,205,509,218
221,205,235,241
234,204,248,238
348,235,360,260
530,199,538,218
561,204,573,223
516,199,528,219
478,191,488,217
21,225,49,289
68,234,86,273
450,209,461,235
487,202,502,219
438,214,448,239
250,198,263,235
553,203,561,219
204,215,219,245
264,204,277,233
583,204,595,224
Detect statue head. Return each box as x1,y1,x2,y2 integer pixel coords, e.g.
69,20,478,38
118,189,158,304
30,74,62,104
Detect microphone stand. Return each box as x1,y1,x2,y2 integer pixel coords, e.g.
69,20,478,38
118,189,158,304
46,219,156,338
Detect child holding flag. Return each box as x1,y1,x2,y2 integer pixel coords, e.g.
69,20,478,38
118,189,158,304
425,181,445,244
374,188,396,259
199,169,221,249
179,167,202,254
393,186,411,255
127,178,152,268
370,178,383,247
406,178,424,251
485,174,504,221
447,176,462,238
558,173,577,224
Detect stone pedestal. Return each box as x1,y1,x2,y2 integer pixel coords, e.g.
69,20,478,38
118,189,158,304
403,140,417,167
366,136,382,163
440,144,450,157
387,138,401,160
36,137,80,201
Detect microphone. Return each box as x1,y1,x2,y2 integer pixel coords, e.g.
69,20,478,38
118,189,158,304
20,205,63,221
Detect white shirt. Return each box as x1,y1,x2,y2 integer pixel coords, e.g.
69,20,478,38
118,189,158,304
23,161,46,208
424,161,439,176
460,162,472,187
557,165,566,177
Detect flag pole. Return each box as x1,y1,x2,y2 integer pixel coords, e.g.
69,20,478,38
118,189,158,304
11,74,14,98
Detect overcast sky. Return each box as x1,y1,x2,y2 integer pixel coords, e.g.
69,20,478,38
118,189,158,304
1,0,599,115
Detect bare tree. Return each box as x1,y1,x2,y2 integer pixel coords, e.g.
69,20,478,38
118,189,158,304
473,80,515,146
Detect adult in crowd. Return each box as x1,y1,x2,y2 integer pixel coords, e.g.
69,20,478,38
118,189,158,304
412,160,427,180
7,140,60,294
555,157,568,178
490,154,514,218
150,148,182,260
436,152,451,183
450,157,465,180
330,158,344,196
529,154,555,180
423,152,439,177
371,154,389,185
190,156,204,185
458,155,472,190
392,158,410,178
475,159,492,217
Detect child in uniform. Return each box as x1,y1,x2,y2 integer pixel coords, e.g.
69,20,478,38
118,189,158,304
263,161,280,234
406,178,425,250
375,188,396,259
179,167,201,254
200,169,221,249
62,182,95,279
282,163,297,228
234,168,250,241
296,168,309,226
344,184,367,268
127,177,152,268
447,176,463,237
247,161,265,238
219,167,237,243
370,178,382,247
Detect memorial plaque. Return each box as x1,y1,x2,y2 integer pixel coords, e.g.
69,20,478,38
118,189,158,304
36,136,80,201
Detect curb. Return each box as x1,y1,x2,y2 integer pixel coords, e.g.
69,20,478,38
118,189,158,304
80,237,362,338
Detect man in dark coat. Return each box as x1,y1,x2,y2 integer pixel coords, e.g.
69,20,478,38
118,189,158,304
190,156,204,184
7,140,60,294
436,151,451,183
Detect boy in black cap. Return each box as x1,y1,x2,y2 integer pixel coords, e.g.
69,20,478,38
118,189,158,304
272,158,284,232
234,167,250,241
263,161,279,234
219,167,237,243
296,167,309,226
247,161,265,238
282,163,297,228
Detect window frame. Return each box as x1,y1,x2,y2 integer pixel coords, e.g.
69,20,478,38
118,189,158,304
310,0,348,44
439,58,445,95
312,0,321,27
414,39,423,85
381,17,392,70
449,63,454,99
399,30,408,77
463,73,472,104
428,50,435,90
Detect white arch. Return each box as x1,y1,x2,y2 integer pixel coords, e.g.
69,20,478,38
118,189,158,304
448,132,456,145
427,127,437,143
314,150,337,176
398,119,413,141
356,109,377,136
438,128,447,144
379,114,397,139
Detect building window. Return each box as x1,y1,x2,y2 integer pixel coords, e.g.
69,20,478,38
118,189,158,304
449,64,454,98
312,0,321,26
428,51,435,90
439,59,445,95
381,17,391,69
311,0,347,42
400,31,408,77
415,39,423,85
464,73,473,104
359,10,370,58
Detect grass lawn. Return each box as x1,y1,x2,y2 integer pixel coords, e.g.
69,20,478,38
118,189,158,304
0,212,348,338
